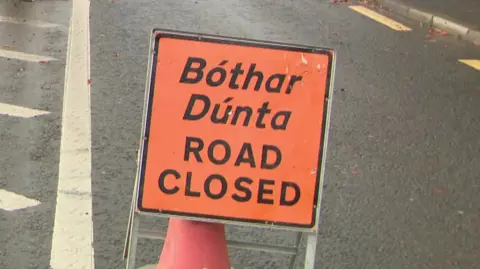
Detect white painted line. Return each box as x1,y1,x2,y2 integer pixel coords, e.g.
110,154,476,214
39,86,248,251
50,0,94,268
0,48,57,62
0,102,50,118
0,189,41,211
0,15,67,30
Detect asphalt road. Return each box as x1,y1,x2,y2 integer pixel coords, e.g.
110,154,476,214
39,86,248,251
0,1,69,269
1,0,479,269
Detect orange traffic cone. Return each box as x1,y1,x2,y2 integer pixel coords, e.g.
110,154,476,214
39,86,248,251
157,218,231,269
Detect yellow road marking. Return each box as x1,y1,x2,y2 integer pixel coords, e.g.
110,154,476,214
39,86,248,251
349,5,412,31
459,59,480,71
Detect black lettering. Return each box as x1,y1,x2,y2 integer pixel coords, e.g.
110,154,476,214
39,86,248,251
229,63,244,89
280,181,301,206
179,57,206,84
261,145,282,169
285,75,303,94
185,172,201,197
256,102,272,128
232,177,253,202
183,94,210,121
257,179,274,204
207,140,231,165
204,174,228,199
242,64,263,91
271,111,292,130
206,60,228,87
234,143,255,168
231,106,253,126
158,169,180,194
265,74,286,93
211,97,233,124
184,136,204,162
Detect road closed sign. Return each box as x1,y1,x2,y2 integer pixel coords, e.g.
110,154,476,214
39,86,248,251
136,30,335,230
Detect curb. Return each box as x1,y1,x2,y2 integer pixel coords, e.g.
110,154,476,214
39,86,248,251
373,0,480,43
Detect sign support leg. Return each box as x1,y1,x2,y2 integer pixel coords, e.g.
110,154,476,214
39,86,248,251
124,135,143,260
126,215,140,269
288,232,303,269
304,233,318,269
123,194,136,259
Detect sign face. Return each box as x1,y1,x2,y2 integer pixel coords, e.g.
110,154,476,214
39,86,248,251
136,30,335,230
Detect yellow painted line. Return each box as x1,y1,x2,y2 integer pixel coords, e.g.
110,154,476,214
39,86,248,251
459,59,480,71
349,5,412,31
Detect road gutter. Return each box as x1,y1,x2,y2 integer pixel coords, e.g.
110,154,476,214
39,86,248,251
372,0,480,43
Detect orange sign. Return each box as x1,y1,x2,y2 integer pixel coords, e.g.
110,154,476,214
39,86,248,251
136,30,335,229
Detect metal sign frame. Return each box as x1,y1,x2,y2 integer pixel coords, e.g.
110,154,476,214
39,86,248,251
123,28,336,269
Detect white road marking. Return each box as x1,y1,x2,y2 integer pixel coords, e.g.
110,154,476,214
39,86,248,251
0,48,57,62
0,189,41,211
0,15,67,30
0,102,50,118
50,0,94,268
